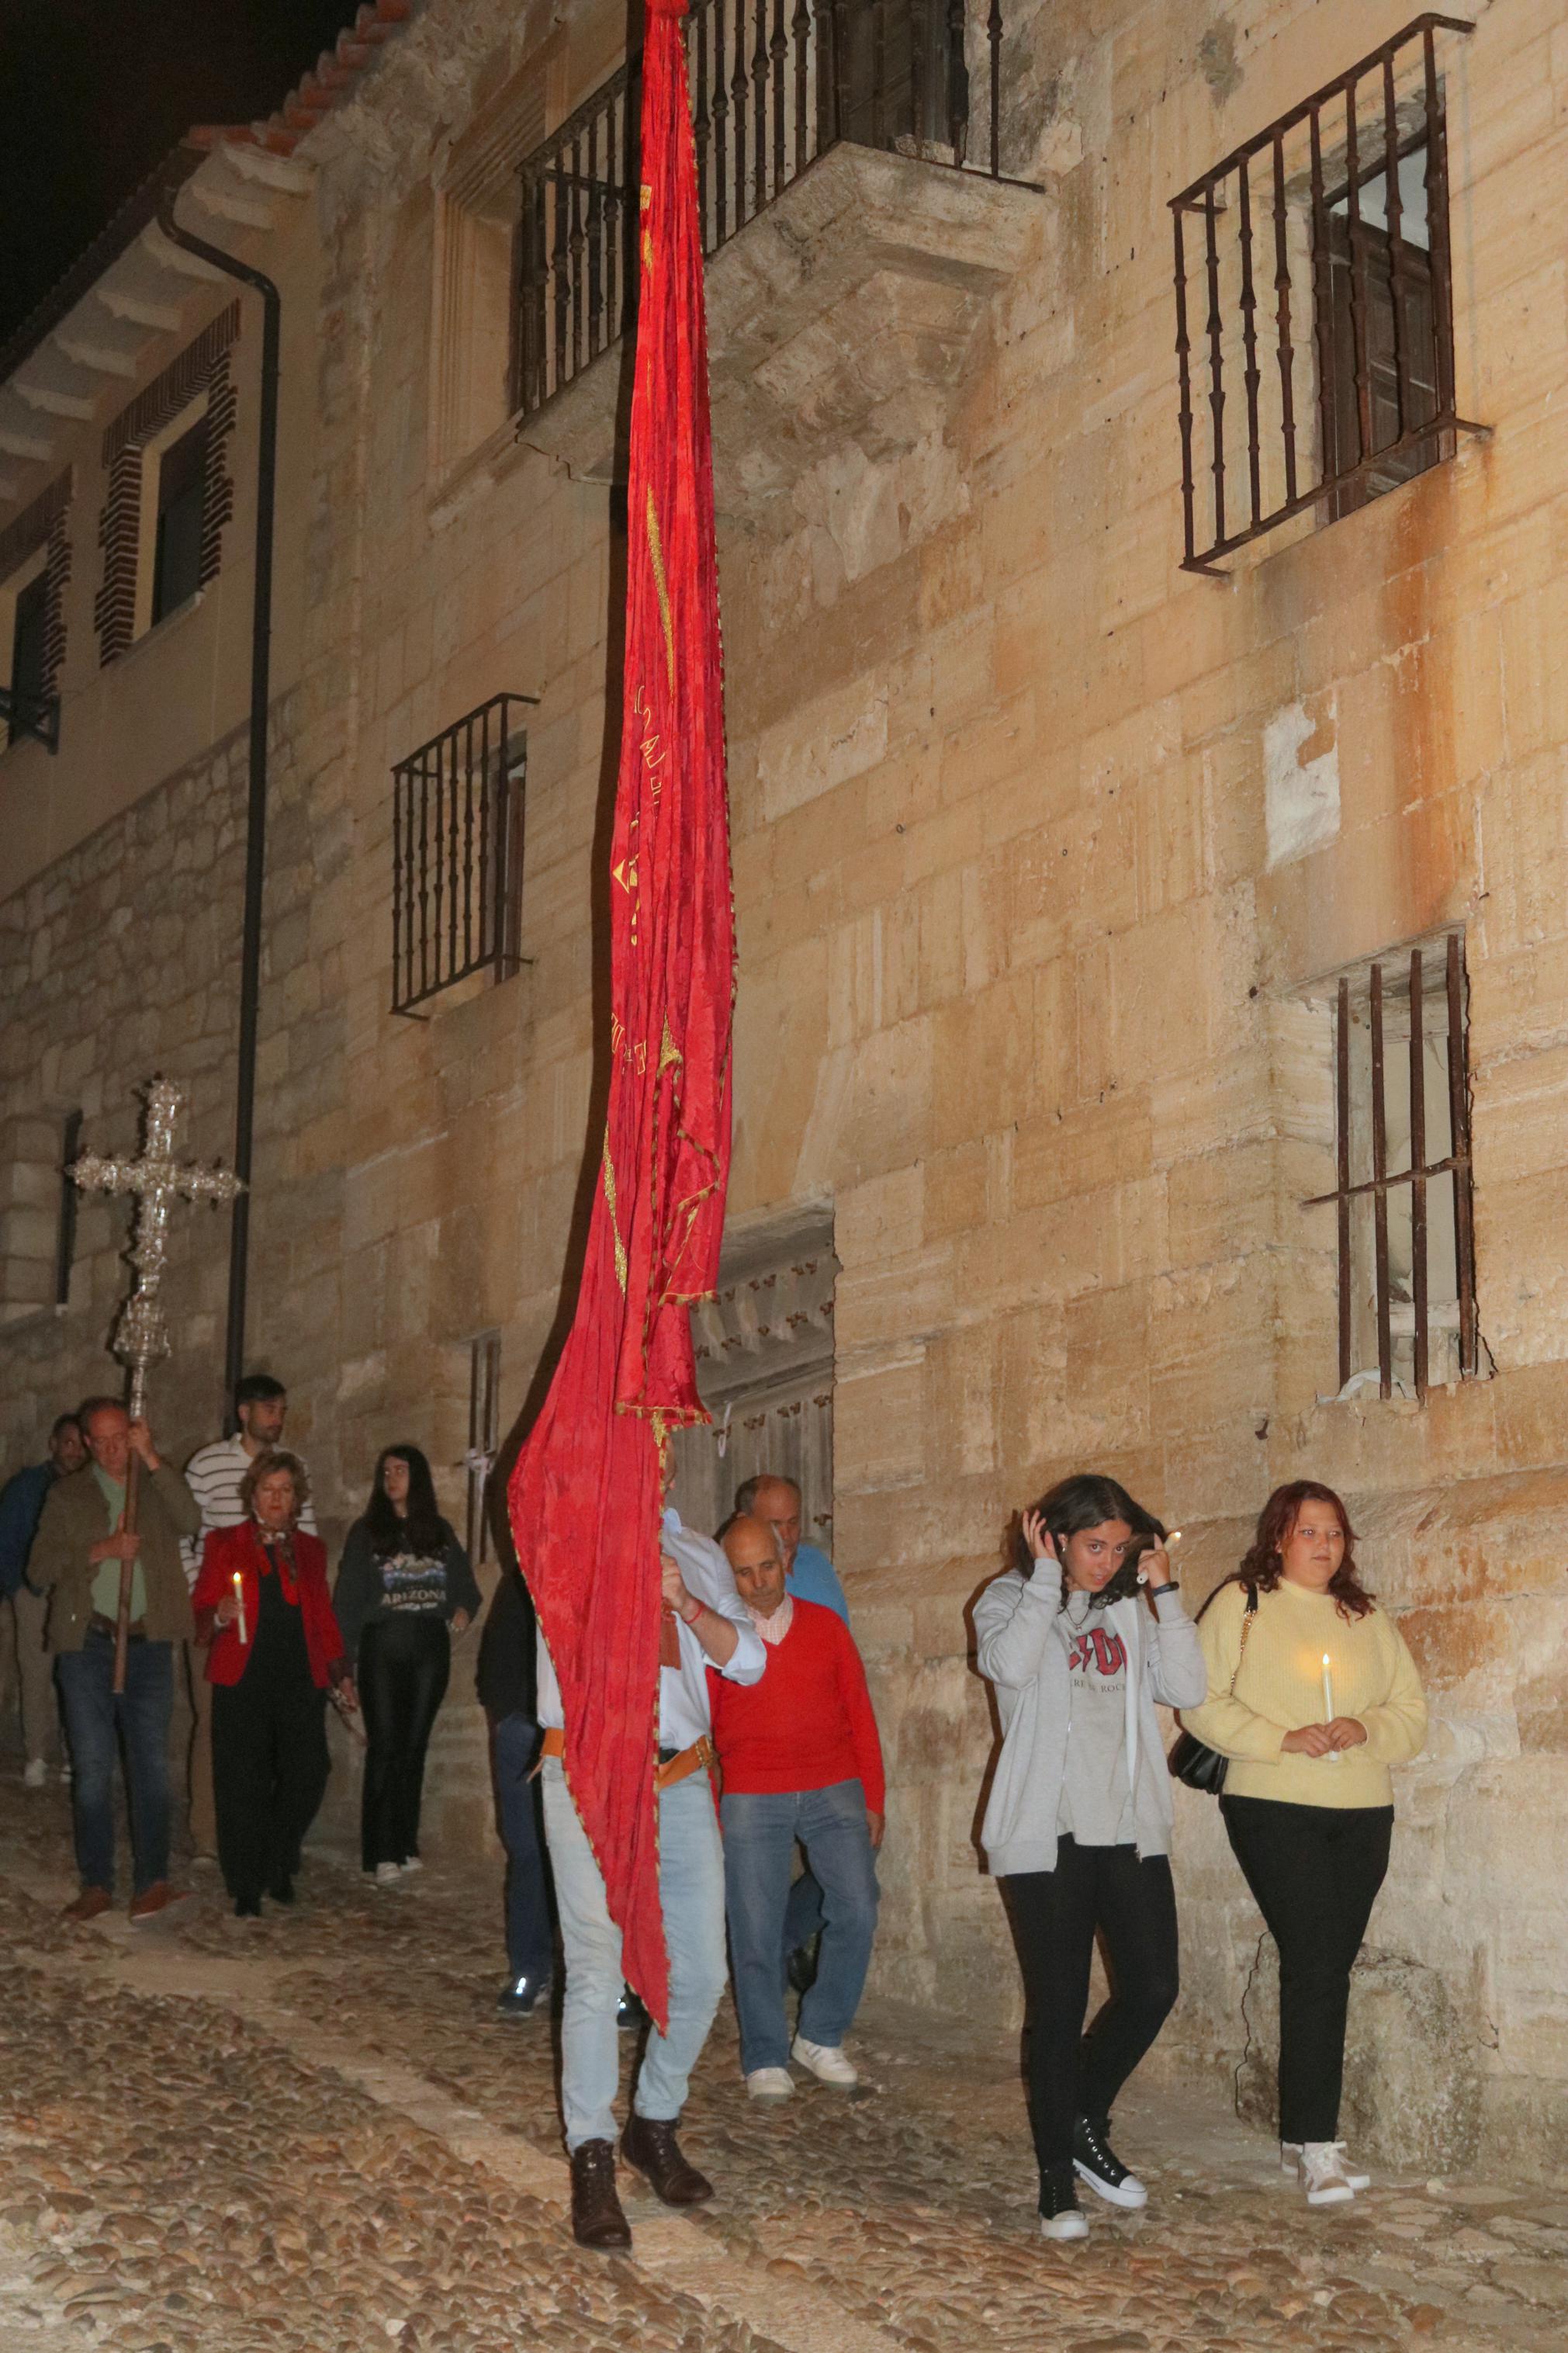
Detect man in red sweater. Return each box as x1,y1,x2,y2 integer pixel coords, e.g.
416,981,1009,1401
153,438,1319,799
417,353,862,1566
711,1514,884,2101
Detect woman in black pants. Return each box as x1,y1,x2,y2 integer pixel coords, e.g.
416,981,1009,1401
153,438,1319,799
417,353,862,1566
335,1446,482,1883
975,1473,1207,2242
194,1452,355,1917
1179,1481,1427,2206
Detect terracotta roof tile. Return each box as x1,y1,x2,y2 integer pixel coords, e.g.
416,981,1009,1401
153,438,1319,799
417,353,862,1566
190,1,417,161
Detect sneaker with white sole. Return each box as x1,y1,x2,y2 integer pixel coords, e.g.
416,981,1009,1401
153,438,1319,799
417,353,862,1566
1038,2165,1089,2241
373,1861,402,1886
746,2067,795,2102
1283,2140,1369,2191
22,1759,47,1789
1299,2141,1356,2205
791,2035,857,2088
1072,2113,1147,2209
400,1856,423,1874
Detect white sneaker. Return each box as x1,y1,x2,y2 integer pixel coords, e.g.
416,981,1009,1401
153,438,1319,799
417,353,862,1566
400,1856,423,1874
1284,2140,1369,2191
1299,2141,1356,2205
746,2067,794,2102
22,1758,47,1789
374,1861,402,1886
791,2036,857,2088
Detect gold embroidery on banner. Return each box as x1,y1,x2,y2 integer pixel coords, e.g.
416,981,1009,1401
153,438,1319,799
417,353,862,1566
645,492,676,695
601,1138,629,1294
640,184,653,273
633,684,666,796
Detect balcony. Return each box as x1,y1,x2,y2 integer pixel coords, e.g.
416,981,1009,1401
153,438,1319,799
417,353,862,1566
512,0,1040,495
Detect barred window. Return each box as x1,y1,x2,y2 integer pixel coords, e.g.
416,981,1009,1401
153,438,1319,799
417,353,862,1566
1171,13,1483,572
1306,934,1480,1401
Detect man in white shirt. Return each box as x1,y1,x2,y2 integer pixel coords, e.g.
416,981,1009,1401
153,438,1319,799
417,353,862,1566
538,1506,764,2251
181,1374,317,1857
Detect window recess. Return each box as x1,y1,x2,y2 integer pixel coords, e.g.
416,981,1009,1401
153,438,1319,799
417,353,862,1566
1304,933,1482,1402
1170,13,1484,574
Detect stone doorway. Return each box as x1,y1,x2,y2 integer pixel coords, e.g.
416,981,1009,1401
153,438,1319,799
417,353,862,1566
665,1206,838,1553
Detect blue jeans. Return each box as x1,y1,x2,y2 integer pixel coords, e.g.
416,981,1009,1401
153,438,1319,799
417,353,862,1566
722,1780,880,2073
541,1755,726,2151
55,1629,173,1898
492,1712,555,1982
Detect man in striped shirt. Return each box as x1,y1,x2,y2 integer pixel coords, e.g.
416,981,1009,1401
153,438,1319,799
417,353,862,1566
181,1374,317,1858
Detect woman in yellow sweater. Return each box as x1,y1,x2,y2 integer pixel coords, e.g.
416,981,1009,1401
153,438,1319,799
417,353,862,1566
1179,1481,1426,2209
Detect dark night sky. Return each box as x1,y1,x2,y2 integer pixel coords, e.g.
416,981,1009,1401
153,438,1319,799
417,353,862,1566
0,1,367,345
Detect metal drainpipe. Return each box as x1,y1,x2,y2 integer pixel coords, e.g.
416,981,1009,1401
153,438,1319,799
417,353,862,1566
156,162,280,1410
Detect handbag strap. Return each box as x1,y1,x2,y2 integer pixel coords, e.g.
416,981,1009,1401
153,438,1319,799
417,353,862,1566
1228,1582,1258,1693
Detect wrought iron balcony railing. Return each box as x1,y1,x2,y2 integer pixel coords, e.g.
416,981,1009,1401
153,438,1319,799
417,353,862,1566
1170,13,1483,574
514,0,1004,417
1,682,61,753
390,692,537,1018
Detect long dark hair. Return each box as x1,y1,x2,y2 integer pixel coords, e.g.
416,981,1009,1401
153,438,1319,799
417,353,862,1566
1233,1480,1374,1621
1016,1471,1167,1612
364,1444,448,1556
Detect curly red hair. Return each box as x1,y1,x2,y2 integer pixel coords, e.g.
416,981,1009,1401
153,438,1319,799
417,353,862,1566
1232,1480,1373,1620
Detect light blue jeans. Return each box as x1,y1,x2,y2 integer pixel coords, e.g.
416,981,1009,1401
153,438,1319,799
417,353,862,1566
722,1780,880,2074
541,1755,726,2151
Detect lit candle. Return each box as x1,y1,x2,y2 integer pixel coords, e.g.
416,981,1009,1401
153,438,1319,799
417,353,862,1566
232,1569,248,1646
1322,1651,1340,1763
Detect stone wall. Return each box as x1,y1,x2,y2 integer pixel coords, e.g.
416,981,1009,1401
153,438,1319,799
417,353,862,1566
3,0,1567,2179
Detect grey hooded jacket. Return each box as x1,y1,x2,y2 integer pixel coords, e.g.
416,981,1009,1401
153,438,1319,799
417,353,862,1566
974,1568,1208,1877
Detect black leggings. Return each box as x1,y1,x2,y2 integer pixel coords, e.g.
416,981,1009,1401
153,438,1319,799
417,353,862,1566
1004,1839,1180,2181
1221,1795,1393,2143
359,1617,450,1870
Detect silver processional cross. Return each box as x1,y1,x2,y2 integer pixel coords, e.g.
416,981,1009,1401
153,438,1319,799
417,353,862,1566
71,1077,244,1419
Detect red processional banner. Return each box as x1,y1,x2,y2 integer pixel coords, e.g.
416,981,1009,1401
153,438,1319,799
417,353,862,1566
507,0,734,2031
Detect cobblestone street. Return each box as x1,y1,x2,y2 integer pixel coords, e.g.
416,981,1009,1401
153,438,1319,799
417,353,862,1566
2,1785,1565,2353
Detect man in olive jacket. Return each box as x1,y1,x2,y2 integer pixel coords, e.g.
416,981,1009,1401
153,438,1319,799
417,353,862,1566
29,1397,199,1923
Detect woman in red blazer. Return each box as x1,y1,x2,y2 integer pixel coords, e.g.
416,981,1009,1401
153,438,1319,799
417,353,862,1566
192,1450,357,1918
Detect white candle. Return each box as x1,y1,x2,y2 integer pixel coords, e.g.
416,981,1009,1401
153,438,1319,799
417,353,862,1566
232,1570,248,1647
1322,1651,1340,1762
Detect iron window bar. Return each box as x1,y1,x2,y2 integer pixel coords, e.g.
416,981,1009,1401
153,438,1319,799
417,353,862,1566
514,0,1007,420
0,684,61,753
390,691,539,1019
1303,933,1478,1401
1170,14,1485,575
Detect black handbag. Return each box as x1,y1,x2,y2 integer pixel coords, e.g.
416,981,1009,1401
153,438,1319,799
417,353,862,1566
1168,1582,1258,1796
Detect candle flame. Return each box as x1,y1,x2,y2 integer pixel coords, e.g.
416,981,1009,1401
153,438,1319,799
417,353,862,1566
1322,1651,1331,1665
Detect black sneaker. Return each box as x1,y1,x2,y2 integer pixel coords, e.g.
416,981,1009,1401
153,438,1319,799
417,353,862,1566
1038,2164,1088,2241
1072,2113,1148,2209
496,1972,549,2017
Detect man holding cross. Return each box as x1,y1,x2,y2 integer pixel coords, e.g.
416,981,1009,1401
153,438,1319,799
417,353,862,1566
29,1398,199,1922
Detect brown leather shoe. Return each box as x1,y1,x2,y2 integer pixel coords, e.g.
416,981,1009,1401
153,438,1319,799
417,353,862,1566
621,2112,713,2206
62,1887,112,1925
127,1881,186,1923
569,2139,632,2251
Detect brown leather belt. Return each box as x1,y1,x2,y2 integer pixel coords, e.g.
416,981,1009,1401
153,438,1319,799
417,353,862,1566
88,1612,147,1642
539,1726,715,1791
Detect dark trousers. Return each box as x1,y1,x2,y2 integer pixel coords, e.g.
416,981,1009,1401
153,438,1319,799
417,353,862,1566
360,1617,449,1870
55,1629,173,1898
1005,1839,1180,2180
491,1710,556,1982
1221,1795,1393,2143
212,1665,331,1905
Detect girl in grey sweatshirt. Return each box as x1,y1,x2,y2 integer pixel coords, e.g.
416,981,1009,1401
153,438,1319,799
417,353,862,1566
974,1472,1206,2242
